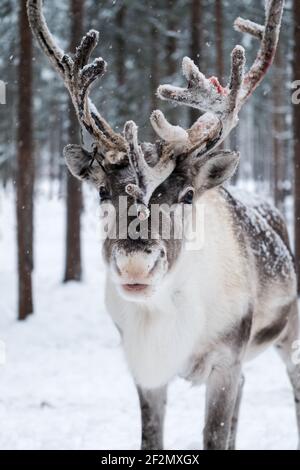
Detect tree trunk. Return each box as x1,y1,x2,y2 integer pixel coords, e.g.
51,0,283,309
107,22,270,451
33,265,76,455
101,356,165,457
150,24,159,111
150,21,159,138
272,44,285,215
166,1,177,78
293,0,300,293
115,5,127,88
189,0,202,126
16,0,34,320
115,4,127,128
215,0,224,84
215,0,225,151
64,0,84,283
166,1,178,124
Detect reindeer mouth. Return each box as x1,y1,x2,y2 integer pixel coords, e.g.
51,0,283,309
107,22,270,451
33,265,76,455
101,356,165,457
122,284,150,293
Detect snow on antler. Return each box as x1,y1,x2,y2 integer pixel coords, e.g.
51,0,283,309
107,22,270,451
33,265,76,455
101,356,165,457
153,0,284,158
234,0,284,104
155,46,246,157
27,0,127,155
28,0,284,221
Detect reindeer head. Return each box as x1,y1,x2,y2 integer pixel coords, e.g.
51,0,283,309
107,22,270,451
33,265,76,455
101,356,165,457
27,0,284,300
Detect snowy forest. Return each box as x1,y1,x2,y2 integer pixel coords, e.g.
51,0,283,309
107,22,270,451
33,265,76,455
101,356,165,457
0,0,300,451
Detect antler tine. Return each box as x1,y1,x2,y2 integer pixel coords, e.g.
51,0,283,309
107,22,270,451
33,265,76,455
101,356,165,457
124,120,176,220
235,0,285,105
27,0,127,155
157,56,224,115
71,29,118,146
157,45,246,119
73,30,99,75
234,18,264,41
153,47,245,156
150,110,189,147
227,46,246,119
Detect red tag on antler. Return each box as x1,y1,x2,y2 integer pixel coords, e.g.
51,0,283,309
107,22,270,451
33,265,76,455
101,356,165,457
209,76,228,96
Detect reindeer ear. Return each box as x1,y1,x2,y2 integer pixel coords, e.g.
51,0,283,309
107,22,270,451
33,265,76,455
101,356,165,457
195,150,240,190
64,144,105,187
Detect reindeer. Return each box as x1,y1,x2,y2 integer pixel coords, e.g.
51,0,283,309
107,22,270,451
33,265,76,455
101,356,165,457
27,0,300,450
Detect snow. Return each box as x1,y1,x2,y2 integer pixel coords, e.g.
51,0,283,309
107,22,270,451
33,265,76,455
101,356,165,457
0,186,298,450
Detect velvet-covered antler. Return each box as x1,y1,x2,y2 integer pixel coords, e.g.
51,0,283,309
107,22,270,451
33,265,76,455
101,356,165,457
28,0,284,220
27,0,127,158
153,0,284,159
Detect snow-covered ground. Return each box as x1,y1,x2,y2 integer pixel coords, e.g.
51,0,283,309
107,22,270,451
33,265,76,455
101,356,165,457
0,186,298,450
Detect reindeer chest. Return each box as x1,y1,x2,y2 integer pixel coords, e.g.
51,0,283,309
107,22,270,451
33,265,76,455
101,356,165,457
108,283,209,389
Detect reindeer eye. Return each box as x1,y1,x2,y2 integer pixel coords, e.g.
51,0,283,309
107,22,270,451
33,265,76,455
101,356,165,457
99,185,110,202
181,189,194,205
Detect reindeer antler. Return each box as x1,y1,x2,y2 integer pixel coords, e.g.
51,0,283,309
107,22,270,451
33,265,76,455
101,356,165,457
234,0,284,103
28,0,284,221
153,0,284,158
124,121,176,220
27,0,127,157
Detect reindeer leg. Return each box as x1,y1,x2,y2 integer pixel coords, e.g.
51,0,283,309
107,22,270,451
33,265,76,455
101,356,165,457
228,373,245,450
137,385,167,450
275,300,300,450
204,360,242,450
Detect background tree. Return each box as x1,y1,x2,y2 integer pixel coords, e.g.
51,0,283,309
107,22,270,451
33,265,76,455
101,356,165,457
189,0,202,126
149,18,159,129
114,3,127,126
215,0,224,83
115,4,127,88
272,44,286,216
0,0,18,188
293,0,300,293
64,0,84,283
164,0,179,125
215,0,225,151
16,0,34,320
166,1,178,80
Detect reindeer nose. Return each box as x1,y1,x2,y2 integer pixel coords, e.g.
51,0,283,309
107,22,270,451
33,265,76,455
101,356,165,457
113,247,165,282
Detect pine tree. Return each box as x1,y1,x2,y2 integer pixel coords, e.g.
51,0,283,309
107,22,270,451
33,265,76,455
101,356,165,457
16,0,34,320
189,0,202,126
293,0,300,293
64,0,84,283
